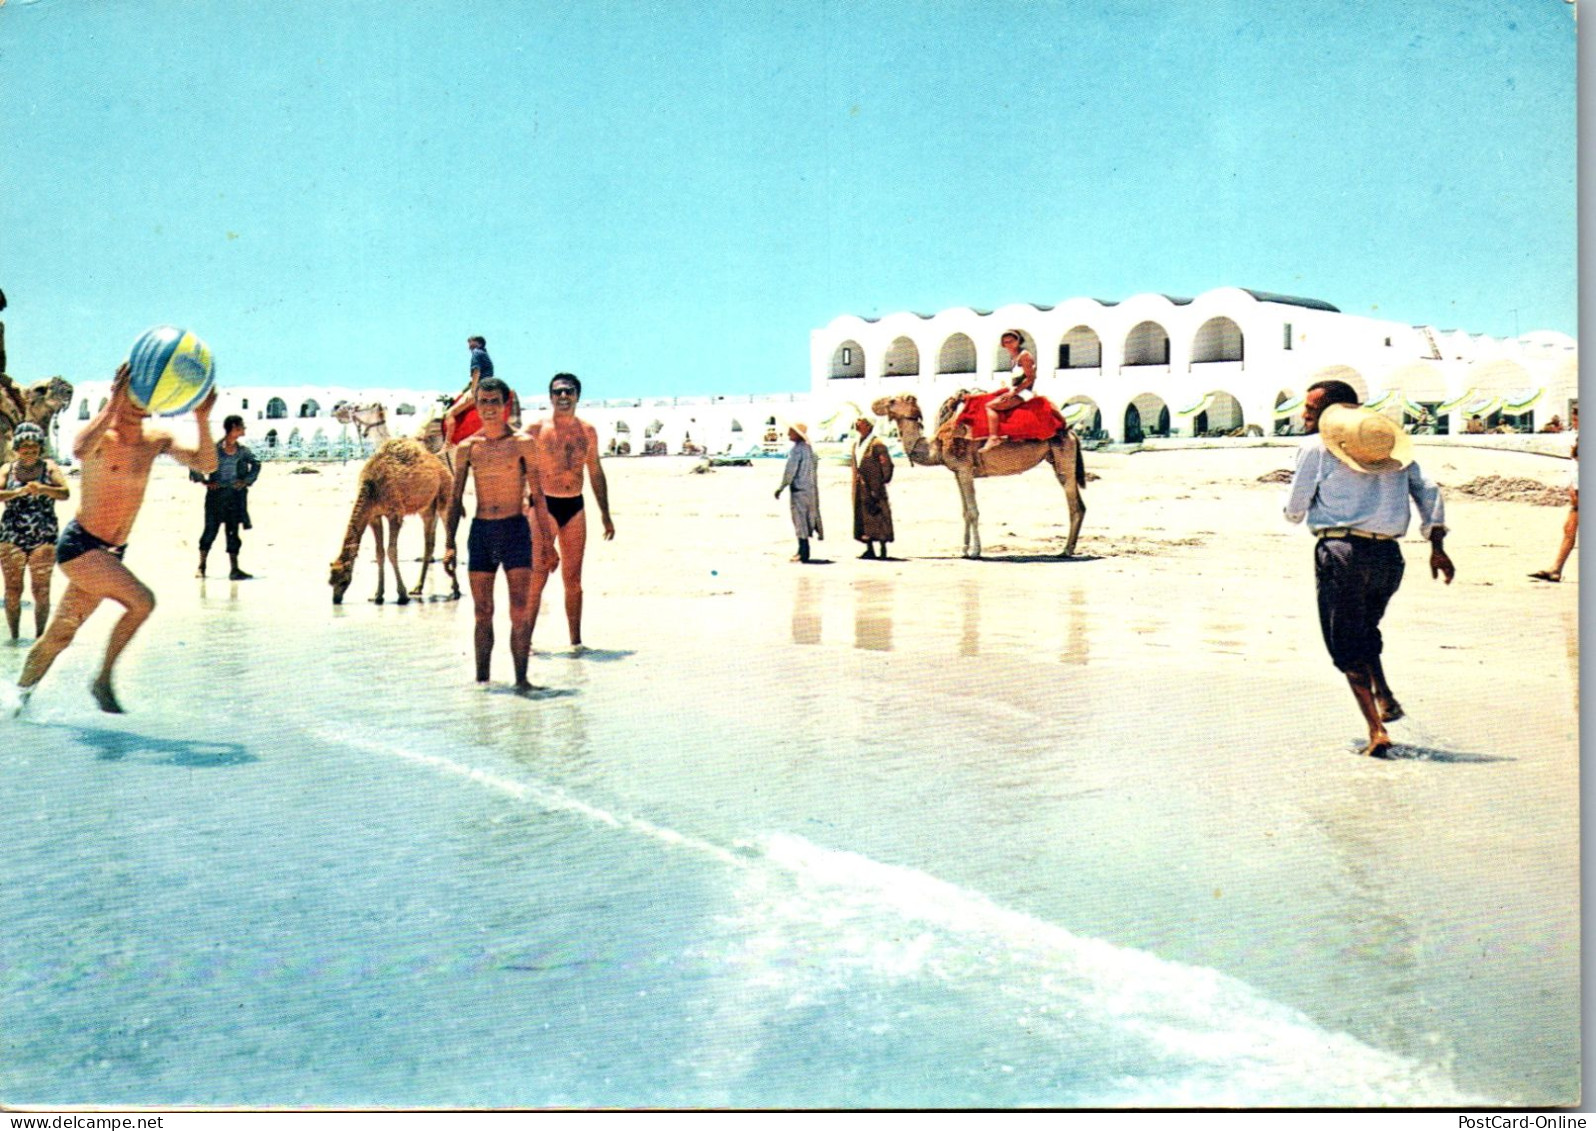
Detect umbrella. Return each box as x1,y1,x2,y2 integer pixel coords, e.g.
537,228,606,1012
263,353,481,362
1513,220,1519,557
1437,389,1476,414
1061,402,1093,424
1363,390,1397,410
1273,394,1305,416
1462,395,1501,417
1176,393,1214,417
1501,388,1544,412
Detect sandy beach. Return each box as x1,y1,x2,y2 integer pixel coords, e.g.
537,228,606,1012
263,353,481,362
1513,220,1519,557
0,436,1579,1108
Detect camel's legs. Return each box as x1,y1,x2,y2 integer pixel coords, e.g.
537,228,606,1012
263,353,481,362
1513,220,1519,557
367,518,386,603
1049,436,1087,556
387,515,411,605
954,468,981,558
411,510,435,598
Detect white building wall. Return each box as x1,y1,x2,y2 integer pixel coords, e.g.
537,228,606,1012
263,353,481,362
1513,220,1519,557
810,287,1579,441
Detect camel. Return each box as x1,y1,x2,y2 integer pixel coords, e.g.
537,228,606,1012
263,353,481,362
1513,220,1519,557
0,374,73,464
872,392,1086,559
328,437,460,605
331,401,392,445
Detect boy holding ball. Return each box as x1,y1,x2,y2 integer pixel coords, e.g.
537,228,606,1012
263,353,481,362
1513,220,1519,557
14,360,218,714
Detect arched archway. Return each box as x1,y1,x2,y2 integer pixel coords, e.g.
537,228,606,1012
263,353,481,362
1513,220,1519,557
937,333,977,375
1202,391,1245,435
1273,388,1303,435
299,399,321,419
1123,321,1171,366
830,341,864,380
266,397,288,419
1305,365,1367,402
883,336,920,377
1124,393,1170,442
1057,326,1102,369
1062,395,1103,437
1191,317,1243,363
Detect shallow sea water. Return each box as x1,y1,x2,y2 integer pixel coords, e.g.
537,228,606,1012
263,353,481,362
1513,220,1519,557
0,507,1570,1107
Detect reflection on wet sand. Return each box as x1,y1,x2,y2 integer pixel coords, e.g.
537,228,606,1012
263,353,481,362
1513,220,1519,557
1304,773,1434,1066
790,574,821,646
1060,586,1089,666
959,577,979,658
852,579,893,652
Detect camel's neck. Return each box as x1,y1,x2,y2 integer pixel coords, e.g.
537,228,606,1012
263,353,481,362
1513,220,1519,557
337,488,375,563
895,415,940,467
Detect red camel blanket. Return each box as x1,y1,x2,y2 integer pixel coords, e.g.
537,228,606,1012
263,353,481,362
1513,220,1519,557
954,393,1068,441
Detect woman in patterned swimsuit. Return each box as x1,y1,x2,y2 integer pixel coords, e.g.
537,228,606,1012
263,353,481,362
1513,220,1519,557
0,423,70,641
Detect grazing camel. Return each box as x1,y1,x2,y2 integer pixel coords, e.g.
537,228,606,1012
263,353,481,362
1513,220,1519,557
328,437,460,605
872,392,1086,559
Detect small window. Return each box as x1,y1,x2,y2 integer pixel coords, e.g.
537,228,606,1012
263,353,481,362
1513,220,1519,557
241,398,249,410
1283,323,1293,350
842,347,852,366
78,399,90,420
1058,344,1070,368
1384,338,1392,347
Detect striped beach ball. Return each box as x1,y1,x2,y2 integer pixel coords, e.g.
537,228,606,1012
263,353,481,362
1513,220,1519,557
127,325,215,416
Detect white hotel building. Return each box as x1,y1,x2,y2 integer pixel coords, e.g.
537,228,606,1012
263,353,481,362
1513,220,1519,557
50,286,1576,459
810,286,1578,441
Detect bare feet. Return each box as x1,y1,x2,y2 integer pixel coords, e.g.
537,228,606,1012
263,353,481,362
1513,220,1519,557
1529,570,1561,583
5,684,31,717
1361,727,1393,757
980,436,1002,453
91,679,125,714
1377,695,1404,723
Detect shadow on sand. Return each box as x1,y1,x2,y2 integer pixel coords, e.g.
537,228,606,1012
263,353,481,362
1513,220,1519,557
1359,741,1512,765
918,553,1103,565
40,724,257,768
561,649,635,663
485,684,582,700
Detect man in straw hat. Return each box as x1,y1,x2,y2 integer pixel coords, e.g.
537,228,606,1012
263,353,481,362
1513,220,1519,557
774,421,822,562
1284,379,1455,757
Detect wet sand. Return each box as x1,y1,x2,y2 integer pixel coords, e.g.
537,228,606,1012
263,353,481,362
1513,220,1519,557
0,439,1579,1106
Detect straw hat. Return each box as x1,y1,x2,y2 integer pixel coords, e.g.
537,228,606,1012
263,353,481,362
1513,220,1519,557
788,421,808,439
1318,403,1412,473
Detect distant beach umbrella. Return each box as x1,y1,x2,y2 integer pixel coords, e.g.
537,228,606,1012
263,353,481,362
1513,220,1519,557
1502,388,1544,412
1273,394,1305,417
1175,393,1214,417
1437,389,1477,414
1363,390,1396,411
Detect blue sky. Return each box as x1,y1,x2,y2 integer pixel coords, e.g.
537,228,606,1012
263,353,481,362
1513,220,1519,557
0,0,1577,399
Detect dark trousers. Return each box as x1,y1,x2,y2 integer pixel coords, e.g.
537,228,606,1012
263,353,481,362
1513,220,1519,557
1315,537,1404,672
200,488,248,556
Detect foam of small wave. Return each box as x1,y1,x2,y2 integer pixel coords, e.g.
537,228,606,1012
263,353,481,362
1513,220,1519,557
317,726,1495,1108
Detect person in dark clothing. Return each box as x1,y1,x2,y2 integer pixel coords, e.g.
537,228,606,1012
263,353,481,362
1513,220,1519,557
193,414,261,580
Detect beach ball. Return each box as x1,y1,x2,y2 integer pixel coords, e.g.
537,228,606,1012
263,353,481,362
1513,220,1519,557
127,325,215,416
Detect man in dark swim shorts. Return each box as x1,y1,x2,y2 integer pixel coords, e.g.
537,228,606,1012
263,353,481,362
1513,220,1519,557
542,493,584,528
443,377,555,690
55,518,127,565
